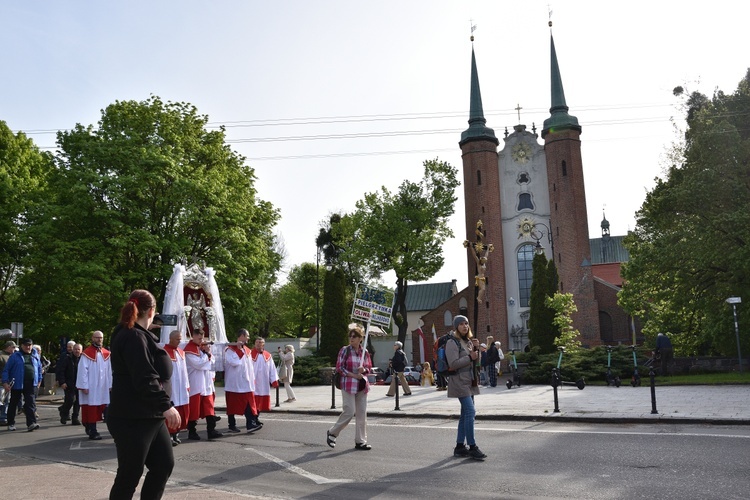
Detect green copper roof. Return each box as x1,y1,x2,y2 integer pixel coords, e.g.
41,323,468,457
460,47,499,146
542,34,581,138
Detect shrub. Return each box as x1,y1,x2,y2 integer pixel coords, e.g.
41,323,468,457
289,353,333,386
510,345,654,385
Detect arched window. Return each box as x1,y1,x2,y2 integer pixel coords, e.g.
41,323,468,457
443,309,453,329
517,193,534,211
517,244,535,307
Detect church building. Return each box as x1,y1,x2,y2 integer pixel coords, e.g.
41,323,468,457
416,29,639,358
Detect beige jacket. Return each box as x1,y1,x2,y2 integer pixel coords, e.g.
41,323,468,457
445,332,480,398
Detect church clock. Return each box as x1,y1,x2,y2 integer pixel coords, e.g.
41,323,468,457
511,142,532,164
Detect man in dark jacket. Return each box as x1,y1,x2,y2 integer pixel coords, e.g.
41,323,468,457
386,341,412,396
57,342,82,425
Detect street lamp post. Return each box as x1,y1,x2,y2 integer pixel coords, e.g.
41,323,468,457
527,220,553,256
316,248,320,353
726,297,743,373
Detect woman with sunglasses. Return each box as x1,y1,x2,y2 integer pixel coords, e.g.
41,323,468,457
326,322,372,451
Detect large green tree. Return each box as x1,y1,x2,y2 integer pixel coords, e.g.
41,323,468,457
18,96,280,342
343,158,459,344
620,70,750,356
271,263,320,338
0,121,53,324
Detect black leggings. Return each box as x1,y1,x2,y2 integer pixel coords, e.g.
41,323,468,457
107,416,175,500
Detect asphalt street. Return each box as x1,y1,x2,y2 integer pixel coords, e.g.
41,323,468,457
1,382,748,499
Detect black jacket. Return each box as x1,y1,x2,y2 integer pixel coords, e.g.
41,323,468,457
391,349,407,372
108,323,173,419
55,352,80,389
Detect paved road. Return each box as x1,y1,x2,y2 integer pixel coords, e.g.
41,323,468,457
4,382,747,498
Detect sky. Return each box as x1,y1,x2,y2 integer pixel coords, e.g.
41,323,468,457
2,1,748,291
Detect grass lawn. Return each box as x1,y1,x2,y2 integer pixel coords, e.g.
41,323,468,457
653,371,750,385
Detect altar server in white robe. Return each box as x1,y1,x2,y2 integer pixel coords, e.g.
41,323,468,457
250,337,278,427
77,330,112,440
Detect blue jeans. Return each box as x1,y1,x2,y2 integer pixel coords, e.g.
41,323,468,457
457,395,476,446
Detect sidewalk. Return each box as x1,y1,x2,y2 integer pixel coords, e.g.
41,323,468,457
38,382,750,424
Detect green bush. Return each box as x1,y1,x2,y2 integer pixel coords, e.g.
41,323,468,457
510,345,655,385
287,353,333,386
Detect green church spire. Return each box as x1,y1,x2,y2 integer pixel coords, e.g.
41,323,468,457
460,46,498,146
542,34,581,138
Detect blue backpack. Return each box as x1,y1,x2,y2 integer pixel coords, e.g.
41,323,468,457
436,335,460,377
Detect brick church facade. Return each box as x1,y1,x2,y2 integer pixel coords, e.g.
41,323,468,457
413,32,640,363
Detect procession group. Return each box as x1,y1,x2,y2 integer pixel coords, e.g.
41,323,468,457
0,328,294,443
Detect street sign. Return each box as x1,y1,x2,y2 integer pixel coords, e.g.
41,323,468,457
351,284,394,328
10,322,23,338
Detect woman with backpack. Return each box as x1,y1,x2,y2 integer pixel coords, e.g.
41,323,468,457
446,315,487,460
326,323,373,451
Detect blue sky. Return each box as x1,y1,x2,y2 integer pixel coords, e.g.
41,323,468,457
2,1,748,290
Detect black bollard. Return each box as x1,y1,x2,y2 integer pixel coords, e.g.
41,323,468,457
275,382,280,407
552,367,561,413
649,366,658,414
330,368,336,410
394,372,402,411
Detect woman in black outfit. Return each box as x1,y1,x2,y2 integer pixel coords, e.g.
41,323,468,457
107,289,181,500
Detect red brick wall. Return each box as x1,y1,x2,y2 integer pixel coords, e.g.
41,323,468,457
544,129,601,346
460,139,509,349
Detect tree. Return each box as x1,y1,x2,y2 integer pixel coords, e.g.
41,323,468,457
320,266,349,363
0,121,53,325
528,253,559,353
17,96,280,342
343,158,460,344
316,212,369,289
620,69,750,356
271,263,320,338
547,292,582,353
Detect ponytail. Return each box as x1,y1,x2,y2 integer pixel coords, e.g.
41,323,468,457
119,289,156,329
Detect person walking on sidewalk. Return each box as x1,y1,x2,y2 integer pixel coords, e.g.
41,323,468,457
0,340,17,425
278,344,297,403
107,289,181,500
77,330,112,440
446,315,487,461
56,342,82,425
2,338,42,432
386,341,412,397
327,323,373,451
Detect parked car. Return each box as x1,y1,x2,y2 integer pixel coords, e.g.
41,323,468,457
370,366,386,381
384,366,421,386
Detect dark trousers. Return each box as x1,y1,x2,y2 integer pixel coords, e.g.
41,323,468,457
228,403,254,429
107,416,175,500
489,366,498,387
60,388,79,419
8,385,37,427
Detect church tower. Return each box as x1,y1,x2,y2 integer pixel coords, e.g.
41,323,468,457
458,42,508,343
541,31,600,345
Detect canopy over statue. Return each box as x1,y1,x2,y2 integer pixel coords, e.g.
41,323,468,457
161,262,228,369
